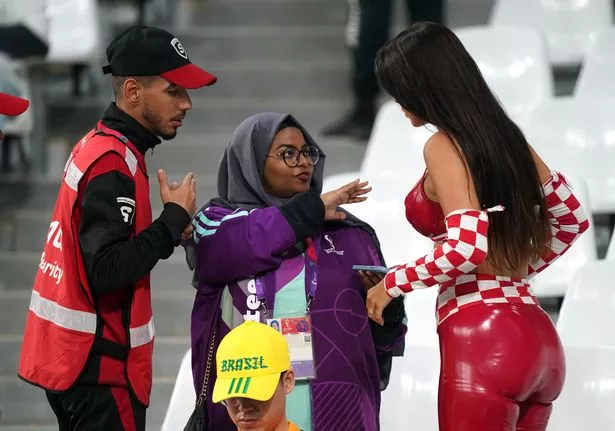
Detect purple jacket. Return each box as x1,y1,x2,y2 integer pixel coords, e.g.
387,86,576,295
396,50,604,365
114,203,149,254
188,204,406,431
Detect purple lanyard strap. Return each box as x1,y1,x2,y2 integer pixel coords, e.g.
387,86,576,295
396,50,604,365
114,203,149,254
255,237,319,318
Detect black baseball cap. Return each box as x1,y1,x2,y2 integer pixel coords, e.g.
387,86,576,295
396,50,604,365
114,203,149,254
102,25,217,89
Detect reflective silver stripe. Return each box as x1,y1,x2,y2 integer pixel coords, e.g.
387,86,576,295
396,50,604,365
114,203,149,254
64,161,84,192
29,291,97,334
130,317,155,348
124,147,138,176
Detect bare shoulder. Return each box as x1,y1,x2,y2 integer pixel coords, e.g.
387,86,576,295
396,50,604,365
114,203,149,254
423,130,464,168
422,131,478,213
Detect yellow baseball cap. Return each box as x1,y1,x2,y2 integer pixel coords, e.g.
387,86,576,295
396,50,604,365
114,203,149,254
212,321,290,404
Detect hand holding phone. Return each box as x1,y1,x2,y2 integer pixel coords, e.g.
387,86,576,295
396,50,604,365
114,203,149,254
353,265,389,290
352,265,390,274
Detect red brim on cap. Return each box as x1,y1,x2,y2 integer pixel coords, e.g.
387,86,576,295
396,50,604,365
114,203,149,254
0,92,29,116
161,63,217,89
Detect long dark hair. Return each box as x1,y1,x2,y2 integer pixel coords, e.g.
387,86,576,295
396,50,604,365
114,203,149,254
375,22,549,271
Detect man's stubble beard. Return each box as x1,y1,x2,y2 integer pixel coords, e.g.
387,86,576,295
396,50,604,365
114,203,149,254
142,103,177,141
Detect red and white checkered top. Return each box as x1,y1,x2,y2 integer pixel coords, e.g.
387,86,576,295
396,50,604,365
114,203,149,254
384,206,502,297
384,171,589,326
527,171,590,278
436,274,539,324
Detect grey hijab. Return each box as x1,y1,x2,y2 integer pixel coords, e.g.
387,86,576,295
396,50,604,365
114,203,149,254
215,112,325,210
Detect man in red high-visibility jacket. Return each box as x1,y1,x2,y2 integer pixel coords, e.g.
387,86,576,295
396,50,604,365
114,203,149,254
18,25,217,431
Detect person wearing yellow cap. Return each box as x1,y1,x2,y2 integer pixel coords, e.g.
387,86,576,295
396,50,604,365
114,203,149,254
213,321,302,431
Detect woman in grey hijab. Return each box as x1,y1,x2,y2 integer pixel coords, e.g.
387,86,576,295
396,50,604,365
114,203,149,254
186,113,406,431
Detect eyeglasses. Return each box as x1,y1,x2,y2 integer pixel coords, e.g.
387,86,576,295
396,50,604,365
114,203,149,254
221,392,273,408
221,372,286,407
267,146,320,168
221,398,248,408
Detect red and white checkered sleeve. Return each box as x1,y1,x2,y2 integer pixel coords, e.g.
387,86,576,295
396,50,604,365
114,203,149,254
383,207,500,297
527,172,590,278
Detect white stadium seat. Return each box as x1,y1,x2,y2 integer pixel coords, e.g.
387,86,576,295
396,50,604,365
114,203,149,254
490,0,613,67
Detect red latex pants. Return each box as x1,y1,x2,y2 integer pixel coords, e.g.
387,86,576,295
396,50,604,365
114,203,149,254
437,303,565,431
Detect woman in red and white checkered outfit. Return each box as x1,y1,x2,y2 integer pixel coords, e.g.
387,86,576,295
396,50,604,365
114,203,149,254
365,22,590,431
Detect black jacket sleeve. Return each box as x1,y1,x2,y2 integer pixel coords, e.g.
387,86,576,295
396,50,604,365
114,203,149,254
370,296,406,390
278,191,325,241
78,171,191,294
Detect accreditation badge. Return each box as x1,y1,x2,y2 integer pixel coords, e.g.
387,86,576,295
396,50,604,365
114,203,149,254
267,316,315,380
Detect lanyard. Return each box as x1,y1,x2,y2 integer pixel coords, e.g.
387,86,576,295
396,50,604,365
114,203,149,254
255,237,319,318
304,237,319,310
